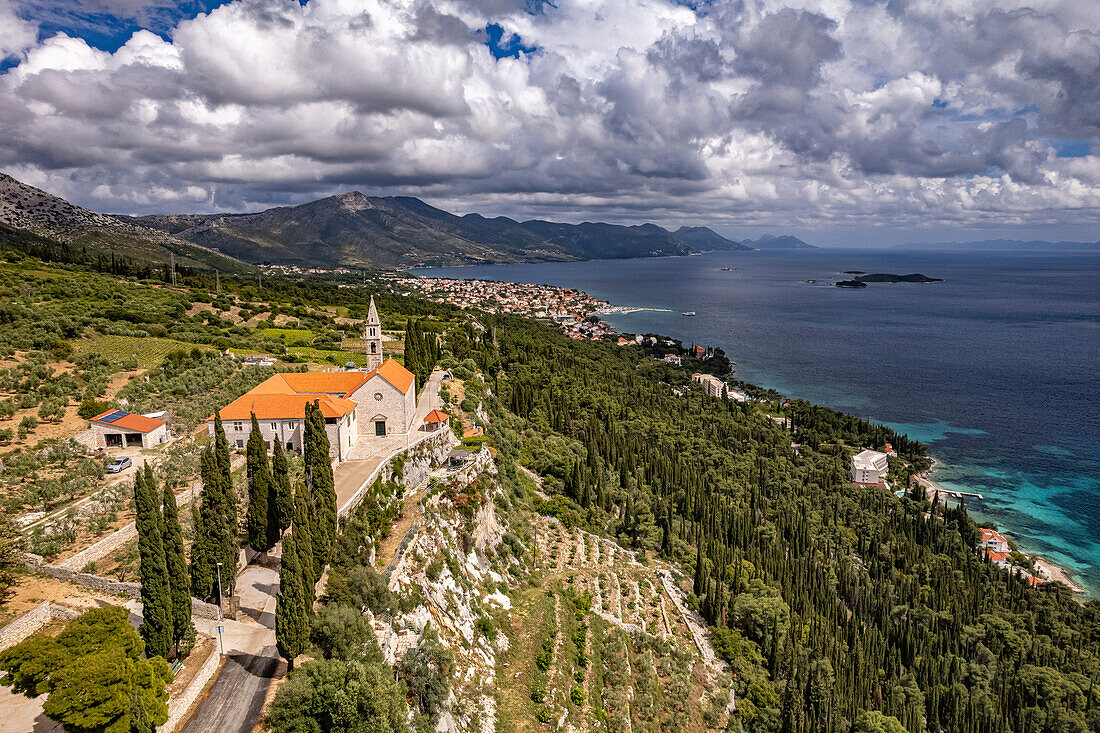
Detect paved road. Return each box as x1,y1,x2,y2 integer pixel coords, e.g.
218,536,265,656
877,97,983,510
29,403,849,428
180,646,279,733
180,562,280,733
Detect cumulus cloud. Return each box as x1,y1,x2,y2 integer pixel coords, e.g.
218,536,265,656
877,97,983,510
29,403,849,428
0,0,1098,239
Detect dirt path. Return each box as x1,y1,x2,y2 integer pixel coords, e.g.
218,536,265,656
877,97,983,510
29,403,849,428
375,485,427,570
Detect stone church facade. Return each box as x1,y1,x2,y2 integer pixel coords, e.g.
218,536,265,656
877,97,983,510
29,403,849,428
209,297,417,461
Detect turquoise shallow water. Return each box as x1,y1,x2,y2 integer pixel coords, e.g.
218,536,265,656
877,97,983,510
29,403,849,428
418,248,1100,595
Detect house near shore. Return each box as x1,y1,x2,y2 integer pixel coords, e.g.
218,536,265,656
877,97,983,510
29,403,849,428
208,301,417,463
978,528,1009,554
692,372,726,399
851,449,889,485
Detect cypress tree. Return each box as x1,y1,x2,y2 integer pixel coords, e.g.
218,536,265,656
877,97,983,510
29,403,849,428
294,479,318,590
188,448,214,601
245,414,274,555
190,445,237,602
274,527,308,670
161,482,191,657
304,402,336,570
212,416,237,529
134,465,172,659
271,440,294,532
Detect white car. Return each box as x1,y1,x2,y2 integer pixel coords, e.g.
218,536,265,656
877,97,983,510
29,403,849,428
106,457,133,474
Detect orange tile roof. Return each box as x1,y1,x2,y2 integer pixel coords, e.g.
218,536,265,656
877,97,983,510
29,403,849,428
424,409,450,423
91,410,165,433
217,393,356,421
980,528,1007,543
374,359,415,394
279,371,370,398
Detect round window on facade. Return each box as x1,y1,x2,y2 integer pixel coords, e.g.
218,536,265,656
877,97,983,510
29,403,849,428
374,392,383,401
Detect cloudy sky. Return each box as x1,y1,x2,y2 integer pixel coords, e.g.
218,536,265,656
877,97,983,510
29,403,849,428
1,0,1098,244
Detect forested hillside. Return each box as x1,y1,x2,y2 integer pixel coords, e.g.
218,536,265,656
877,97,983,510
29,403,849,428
473,317,1100,733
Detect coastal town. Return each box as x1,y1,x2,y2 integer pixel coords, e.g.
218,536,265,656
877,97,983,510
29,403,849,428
401,275,610,322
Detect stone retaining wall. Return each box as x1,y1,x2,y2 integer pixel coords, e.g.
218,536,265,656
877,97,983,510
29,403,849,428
0,601,82,652
26,553,142,598
400,430,459,491
163,639,223,733
339,428,455,517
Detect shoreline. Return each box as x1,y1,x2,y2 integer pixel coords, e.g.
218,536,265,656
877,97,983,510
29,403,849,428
407,267,1095,600
921,459,1087,596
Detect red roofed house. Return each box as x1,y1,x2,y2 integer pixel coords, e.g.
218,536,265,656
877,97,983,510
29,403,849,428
978,528,1009,554
985,550,1011,569
89,409,169,449
208,302,417,462
423,409,450,430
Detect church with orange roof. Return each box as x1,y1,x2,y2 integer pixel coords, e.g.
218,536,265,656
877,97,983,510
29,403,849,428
207,297,416,462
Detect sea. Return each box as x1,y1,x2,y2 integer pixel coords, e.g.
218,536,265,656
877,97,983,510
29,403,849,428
416,249,1100,595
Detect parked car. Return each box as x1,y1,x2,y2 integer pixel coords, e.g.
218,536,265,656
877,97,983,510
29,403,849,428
106,457,132,474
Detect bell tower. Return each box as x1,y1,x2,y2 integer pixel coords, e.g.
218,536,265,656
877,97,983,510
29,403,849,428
364,296,383,370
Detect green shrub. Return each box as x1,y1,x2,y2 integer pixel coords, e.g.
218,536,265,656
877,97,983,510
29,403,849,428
425,560,442,581
78,399,112,419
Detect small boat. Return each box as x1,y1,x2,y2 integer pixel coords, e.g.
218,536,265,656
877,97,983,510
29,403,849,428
803,279,817,284
720,267,734,271
682,311,696,316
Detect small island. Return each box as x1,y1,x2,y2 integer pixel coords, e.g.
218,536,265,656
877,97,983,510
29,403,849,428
835,272,942,287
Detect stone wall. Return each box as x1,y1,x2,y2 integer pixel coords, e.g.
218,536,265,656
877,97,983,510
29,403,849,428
56,455,244,572
163,639,223,733
26,553,142,598
0,601,82,652
74,427,103,450
339,427,454,517
398,429,459,491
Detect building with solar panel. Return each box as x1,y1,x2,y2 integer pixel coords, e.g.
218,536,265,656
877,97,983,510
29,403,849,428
87,409,169,450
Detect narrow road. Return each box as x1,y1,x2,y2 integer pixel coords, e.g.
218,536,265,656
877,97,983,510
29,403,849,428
181,561,279,733
181,646,279,733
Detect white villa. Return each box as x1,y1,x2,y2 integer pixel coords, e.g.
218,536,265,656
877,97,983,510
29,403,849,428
208,297,416,462
851,449,889,484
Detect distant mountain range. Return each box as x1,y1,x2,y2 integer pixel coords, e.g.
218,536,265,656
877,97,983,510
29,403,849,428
897,239,1100,251
125,193,757,268
0,171,832,269
741,234,817,250
0,173,251,272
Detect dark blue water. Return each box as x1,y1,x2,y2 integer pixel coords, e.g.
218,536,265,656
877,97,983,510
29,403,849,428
418,250,1100,594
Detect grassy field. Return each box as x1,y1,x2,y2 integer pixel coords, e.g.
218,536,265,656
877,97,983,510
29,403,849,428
72,335,210,369
259,327,314,346
287,346,372,366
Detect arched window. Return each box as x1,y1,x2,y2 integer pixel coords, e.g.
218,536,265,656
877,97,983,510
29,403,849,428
370,342,377,353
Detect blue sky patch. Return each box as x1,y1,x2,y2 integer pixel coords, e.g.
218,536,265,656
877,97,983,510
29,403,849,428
15,1,235,54
482,23,538,60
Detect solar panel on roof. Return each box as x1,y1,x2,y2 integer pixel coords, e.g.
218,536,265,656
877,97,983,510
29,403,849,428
97,410,129,423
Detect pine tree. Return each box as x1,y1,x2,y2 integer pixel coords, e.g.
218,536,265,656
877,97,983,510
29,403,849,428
275,520,308,670
161,482,191,657
245,414,274,555
134,465,172,659
271,440,294,532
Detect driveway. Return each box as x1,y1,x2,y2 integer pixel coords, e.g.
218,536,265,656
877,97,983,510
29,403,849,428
180,646,279,733
181,560,280,733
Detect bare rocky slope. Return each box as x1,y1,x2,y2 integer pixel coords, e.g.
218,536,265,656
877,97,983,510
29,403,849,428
0,173,252,272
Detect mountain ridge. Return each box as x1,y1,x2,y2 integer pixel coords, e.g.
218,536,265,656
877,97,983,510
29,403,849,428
127,193,754,267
